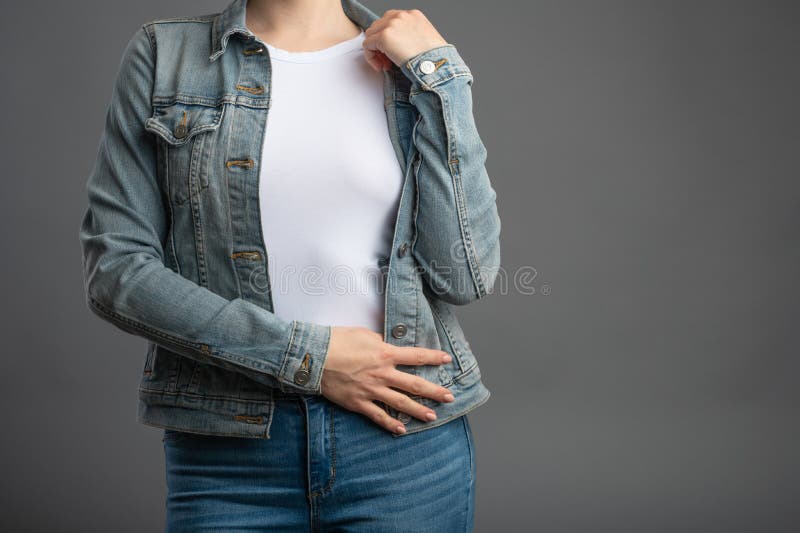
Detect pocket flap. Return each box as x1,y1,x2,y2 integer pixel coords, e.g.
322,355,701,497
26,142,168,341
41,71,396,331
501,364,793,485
145,102,224,146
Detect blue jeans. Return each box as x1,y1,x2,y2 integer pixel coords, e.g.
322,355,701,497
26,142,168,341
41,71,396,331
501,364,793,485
162,391,476,532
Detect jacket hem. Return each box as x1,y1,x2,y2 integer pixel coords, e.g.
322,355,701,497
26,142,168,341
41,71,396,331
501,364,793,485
136,373,491,440
391,369,491,438
137,388,276,439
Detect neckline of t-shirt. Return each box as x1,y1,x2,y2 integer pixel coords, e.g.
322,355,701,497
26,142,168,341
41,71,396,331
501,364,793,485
265,30,365,64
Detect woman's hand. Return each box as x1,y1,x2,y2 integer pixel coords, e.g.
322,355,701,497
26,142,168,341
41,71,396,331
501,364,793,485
362,9,449,72
320,326,456,434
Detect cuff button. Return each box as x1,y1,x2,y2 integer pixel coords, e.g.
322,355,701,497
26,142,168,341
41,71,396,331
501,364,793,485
293,369,310,385
419,59,436,74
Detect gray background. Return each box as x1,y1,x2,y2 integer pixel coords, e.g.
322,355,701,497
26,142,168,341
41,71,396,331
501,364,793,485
1,0,797,531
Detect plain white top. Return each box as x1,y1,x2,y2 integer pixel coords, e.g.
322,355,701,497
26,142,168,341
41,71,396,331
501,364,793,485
259,30,404,333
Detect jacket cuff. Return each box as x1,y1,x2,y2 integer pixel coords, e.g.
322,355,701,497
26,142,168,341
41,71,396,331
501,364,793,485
399,44,473,91
280,321,332,394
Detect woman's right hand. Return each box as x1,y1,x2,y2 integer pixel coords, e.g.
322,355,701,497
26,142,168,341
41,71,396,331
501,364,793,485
320,326,455,435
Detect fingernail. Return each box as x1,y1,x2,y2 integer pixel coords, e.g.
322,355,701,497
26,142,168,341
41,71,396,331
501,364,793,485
442,354,452,363
426,412,437,421
395,425,406,434
444,393,455,402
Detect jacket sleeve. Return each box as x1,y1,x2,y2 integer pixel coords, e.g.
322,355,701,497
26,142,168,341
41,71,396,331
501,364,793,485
399,44,502,305
78,25,331,394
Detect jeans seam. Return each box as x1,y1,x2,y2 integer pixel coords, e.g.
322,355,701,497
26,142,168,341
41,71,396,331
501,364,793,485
310,402,337,497
463,415,475,532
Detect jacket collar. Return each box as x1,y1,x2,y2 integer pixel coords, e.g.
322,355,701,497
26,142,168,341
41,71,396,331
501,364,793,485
210,0,380,62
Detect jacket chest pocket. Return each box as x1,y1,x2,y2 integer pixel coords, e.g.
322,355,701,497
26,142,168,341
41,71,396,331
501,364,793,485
145,102,225,206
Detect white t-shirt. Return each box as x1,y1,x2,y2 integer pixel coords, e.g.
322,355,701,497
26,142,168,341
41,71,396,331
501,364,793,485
259,30,404,333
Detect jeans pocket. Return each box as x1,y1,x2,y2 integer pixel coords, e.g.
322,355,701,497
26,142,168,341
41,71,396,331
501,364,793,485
461,415,475,483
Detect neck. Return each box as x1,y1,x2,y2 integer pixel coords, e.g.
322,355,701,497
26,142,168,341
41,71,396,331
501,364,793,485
245,0,362,52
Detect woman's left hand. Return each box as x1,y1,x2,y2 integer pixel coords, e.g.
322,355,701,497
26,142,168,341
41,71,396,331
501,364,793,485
362,9,449,72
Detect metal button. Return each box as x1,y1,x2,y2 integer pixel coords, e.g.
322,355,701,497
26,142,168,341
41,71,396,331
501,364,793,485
174,123,187,139
391,323,407,339
397,242,408,258
419,59,436,74
294,352,312,385
397,411,411,424
293,369,310,385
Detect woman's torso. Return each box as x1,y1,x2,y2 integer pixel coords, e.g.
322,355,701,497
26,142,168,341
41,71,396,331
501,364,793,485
258,30,403,333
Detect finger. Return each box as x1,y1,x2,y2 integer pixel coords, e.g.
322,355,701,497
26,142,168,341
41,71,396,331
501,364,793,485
362,32,404,69
364,9,401,37
373,387,437,423
387,371,455,404
388,345,451,366
369,51,393,71
361,33,387,55
358,400,407,435
363,49,383,72
368,49,393,71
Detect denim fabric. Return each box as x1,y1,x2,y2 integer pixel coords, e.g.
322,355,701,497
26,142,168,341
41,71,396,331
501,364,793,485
163,393,476,532
79,0,501,439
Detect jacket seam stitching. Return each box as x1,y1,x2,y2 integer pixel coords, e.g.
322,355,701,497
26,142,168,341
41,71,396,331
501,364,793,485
142,23,157,58
88,294,276,374
89,295,205,351
426,86,485,298
222,105,242,298
189,134,209,286
278,321,300,392
138,387,272,404
143,24,183,275
145,18,215,26
428,301,470,375
410,72,473,95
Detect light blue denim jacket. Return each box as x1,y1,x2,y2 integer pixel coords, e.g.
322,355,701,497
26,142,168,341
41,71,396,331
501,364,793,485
79,0,501,438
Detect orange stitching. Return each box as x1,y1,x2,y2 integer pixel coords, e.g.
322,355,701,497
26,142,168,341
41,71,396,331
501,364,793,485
226,159,254,169
433,58,448,70
233,414,264,424
235,84,265,94
231,251,262,260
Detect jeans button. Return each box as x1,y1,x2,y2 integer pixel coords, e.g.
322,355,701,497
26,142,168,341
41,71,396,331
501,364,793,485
397,411,411,424
391,323,407,339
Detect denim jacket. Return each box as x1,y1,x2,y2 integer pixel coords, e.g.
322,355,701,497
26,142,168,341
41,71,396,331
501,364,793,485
79,0,501,438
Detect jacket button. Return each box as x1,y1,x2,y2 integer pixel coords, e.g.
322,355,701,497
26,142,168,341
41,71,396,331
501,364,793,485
174,124,187,139
293,368,310,385
391,323,407,339
397,242,408,257
419,59,436,74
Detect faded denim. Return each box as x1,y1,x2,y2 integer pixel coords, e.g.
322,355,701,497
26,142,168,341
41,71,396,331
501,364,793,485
163,393,475,531
79,0,502,439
